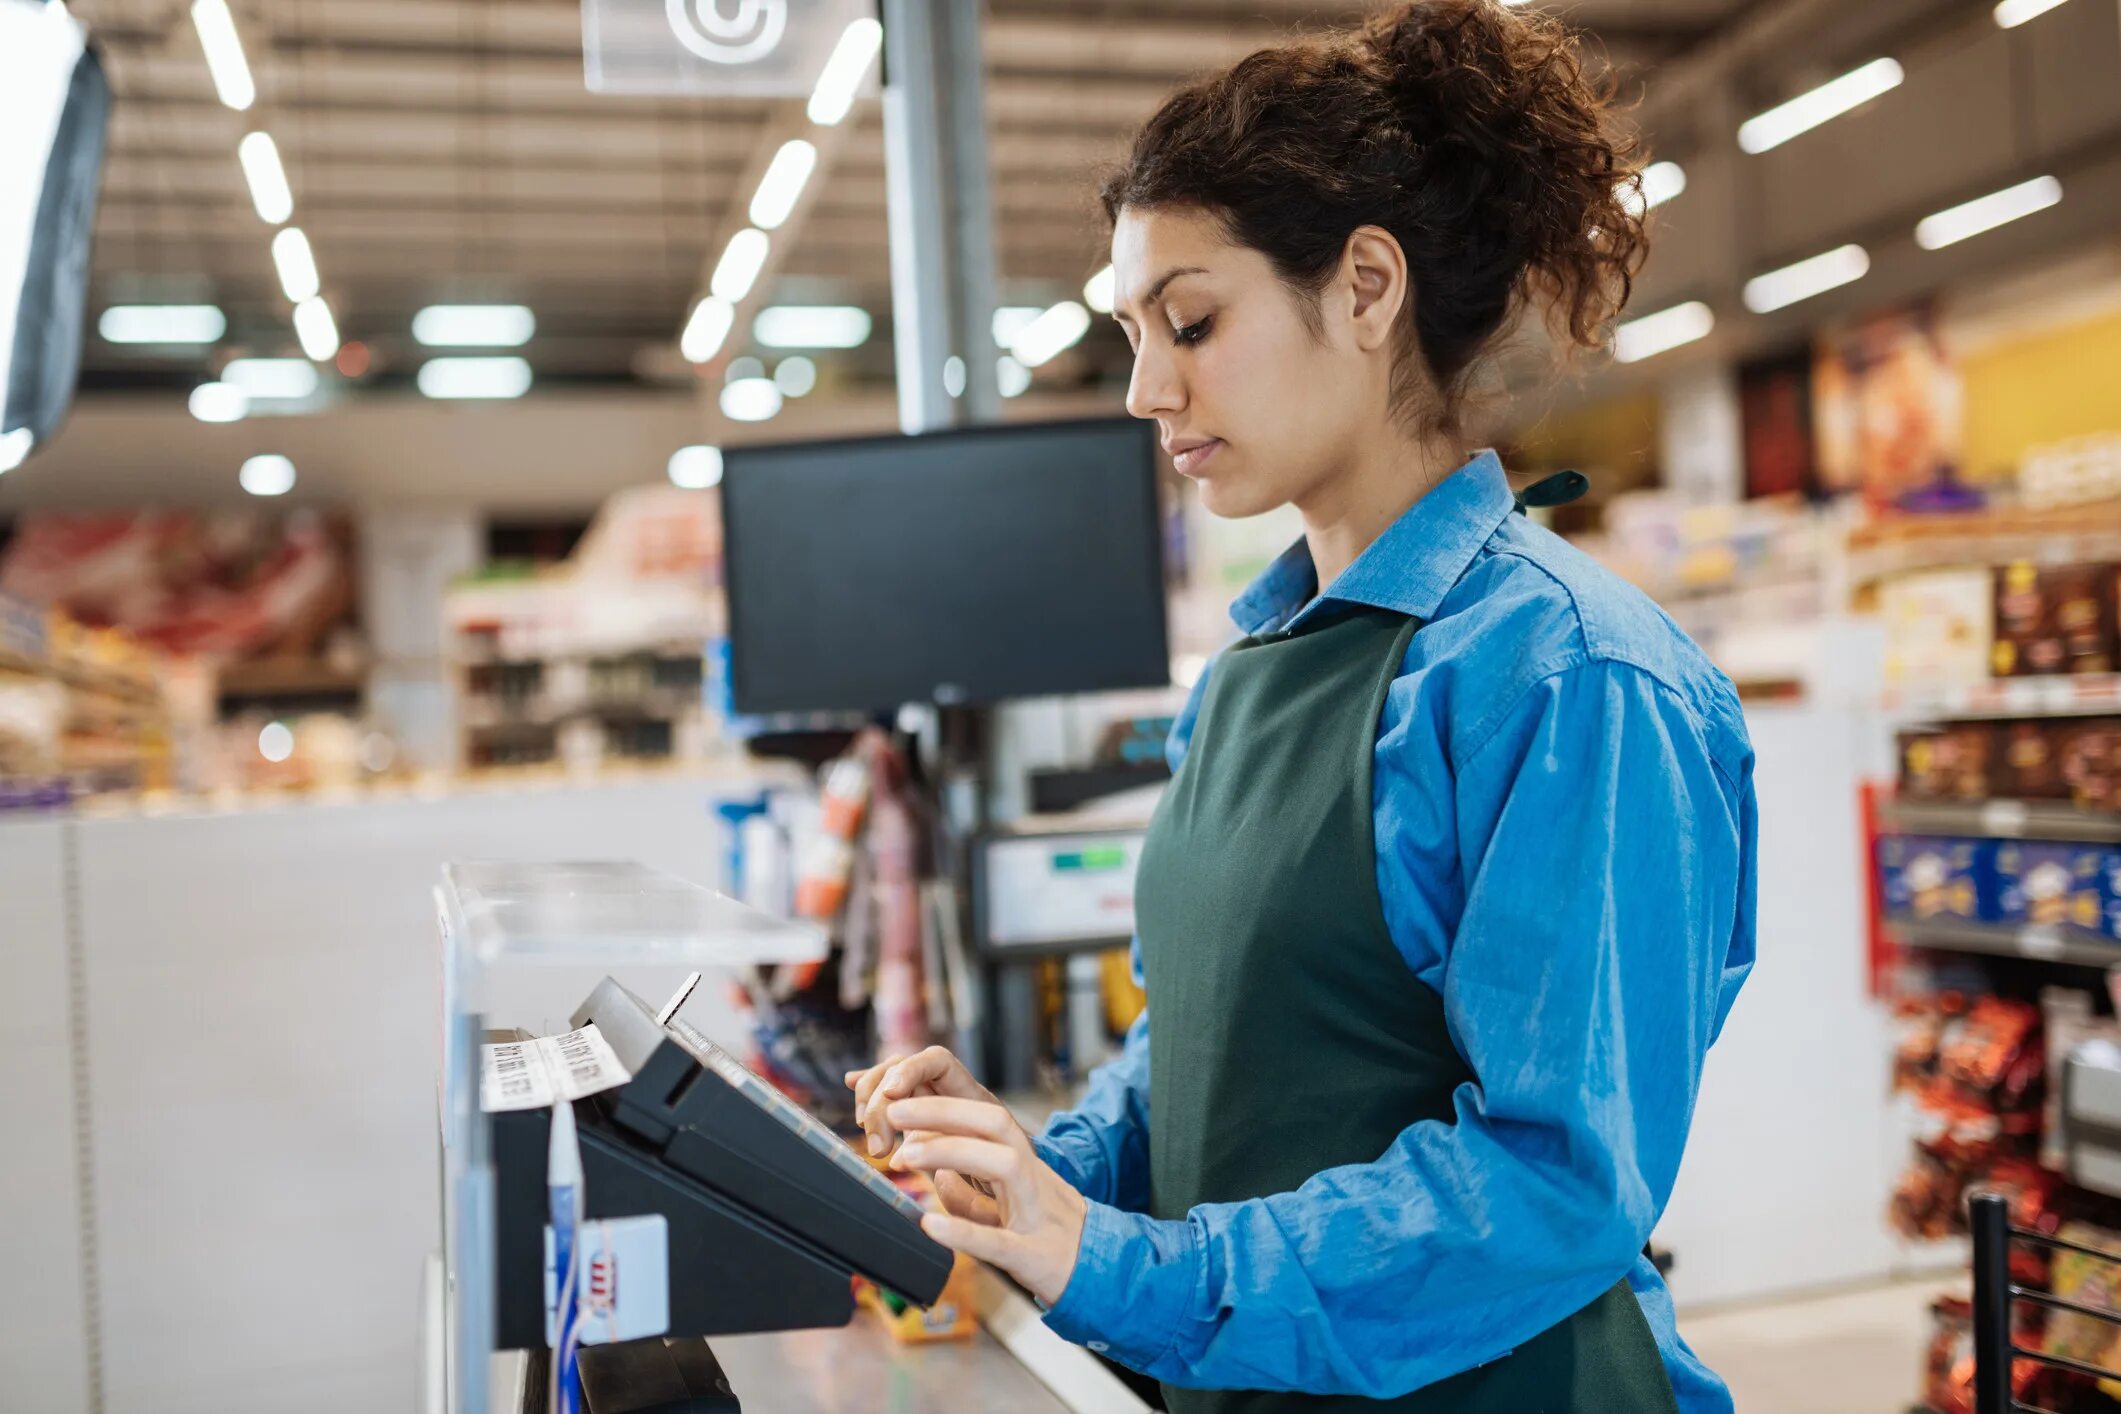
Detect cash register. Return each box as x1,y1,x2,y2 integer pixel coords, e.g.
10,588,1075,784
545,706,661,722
487,977,955,1412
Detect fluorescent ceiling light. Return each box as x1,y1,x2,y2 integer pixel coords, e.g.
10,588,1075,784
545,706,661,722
808,18,882,126
773,356,816,397
1621,161,1687,219
710,229,771,304
412,304,535,348
681,296,735,363
0,428,33,475
749,139,818,231
99,304,226,345
1743,244,1870,313
992,306,1043,346
417,356,532,400
239,453,296,496
293,297,339,362
190,0,255,112
1614,301,1714,363
1994,0,2070,25
725,356,765,384
667,445,723,490
720,377,783,422
237,132,292,224
943,356,967,399
1083,265,1116,315
753,304,870,349
221,357,319,400
1009,301,1091,369
271,227,320,303
996,356,1031,398
189,381,249,423
1915,175,2063,249
1738,58,1903,154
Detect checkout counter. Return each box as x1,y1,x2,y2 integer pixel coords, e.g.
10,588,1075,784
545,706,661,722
433,860,1145,1414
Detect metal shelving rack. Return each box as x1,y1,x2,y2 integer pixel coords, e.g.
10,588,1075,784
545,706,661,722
1969,1192,2121,1414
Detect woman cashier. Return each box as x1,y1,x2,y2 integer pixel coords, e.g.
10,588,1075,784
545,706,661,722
848,3,1757,1410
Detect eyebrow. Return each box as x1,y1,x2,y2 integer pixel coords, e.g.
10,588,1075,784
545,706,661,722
1120,265,1209,315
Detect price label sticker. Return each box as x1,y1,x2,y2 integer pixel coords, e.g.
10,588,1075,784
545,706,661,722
2018,927,2066,961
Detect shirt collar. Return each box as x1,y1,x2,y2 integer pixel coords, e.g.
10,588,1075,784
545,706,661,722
1229,449,1516,637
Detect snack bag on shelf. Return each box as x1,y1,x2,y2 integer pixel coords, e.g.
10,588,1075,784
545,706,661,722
1936,995,2046,1124
2045,1220,2121,1403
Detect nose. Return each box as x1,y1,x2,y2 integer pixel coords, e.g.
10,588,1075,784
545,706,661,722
1125,338,1184,422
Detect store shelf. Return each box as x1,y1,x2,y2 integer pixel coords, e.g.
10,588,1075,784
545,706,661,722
1881,798,2121,842
1883,674,2121,721
217,658,366,700
1896,918,2121,969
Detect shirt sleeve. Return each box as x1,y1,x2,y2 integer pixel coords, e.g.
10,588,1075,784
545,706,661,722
1031,660,1215,1212
1041,660,1752,1395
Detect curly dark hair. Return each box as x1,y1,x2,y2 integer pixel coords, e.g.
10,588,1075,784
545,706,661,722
1100,0,1648,436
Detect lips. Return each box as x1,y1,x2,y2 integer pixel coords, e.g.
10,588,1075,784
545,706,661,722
1168,438,1223,476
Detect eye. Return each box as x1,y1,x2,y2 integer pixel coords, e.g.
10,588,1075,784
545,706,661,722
1172,315,1212,347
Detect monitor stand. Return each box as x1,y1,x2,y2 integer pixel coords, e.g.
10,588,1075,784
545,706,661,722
522,1338,740,1413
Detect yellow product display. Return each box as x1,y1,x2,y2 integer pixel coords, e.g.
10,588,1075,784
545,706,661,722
853,1253,979,1343
1101,945,1146,1034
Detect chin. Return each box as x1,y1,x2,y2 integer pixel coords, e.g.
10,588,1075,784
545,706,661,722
1195,470,1282,521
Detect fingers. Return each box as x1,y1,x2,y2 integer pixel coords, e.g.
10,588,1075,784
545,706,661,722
885,1096,1017,1143
934,1169,1003,1225
860,1048,971,1154
894,1135,1020,1185
920,1211,1018,1267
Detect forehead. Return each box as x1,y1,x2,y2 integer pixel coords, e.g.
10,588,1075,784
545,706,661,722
1110,206,1234,299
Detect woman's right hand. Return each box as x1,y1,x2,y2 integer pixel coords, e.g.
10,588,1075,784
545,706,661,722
847,1046,1021,1228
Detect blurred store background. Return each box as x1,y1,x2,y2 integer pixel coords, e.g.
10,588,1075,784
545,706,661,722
3,1,2121,1412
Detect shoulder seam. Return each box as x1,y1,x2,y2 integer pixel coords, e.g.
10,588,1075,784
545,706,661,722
1453,656,1736,781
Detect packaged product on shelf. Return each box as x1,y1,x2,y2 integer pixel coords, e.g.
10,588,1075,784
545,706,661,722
1936,995,2045,1125
1880,835,2000,924
1893,989,1971,1094
1923,1294,2054,1414
1900,724,2001,801
2043,1219,2121,1405
1993,560,2120,678
2059,719,2121,812
1999,717,2121,807
1882,567,1995,691
1997,841,2121,941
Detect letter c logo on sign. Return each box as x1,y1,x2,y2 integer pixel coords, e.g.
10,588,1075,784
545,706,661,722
665,0,788,65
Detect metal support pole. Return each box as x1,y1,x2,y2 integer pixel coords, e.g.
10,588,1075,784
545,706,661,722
1969,1191,2014,1414
880,0,1001,434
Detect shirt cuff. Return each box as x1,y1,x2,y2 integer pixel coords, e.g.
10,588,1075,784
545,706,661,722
1042,1200,1201,1371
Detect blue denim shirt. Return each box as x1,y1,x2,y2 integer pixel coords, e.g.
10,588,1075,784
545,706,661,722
1033,451,1756,1409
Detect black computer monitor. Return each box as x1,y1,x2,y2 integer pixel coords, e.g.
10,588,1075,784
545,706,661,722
720,417,1170,715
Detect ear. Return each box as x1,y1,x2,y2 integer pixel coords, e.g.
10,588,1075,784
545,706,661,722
1339,225,1409,353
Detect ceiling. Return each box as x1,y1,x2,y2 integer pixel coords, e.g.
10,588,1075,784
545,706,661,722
52,0,2121,427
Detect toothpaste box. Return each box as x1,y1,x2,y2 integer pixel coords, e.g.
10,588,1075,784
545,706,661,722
1996,841,2121,941
1879,836,1999,924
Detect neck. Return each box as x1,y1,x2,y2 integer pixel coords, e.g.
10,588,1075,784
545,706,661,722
1297,427,1469,591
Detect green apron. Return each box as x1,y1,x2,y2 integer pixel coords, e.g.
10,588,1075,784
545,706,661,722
1135,604,1679,1414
